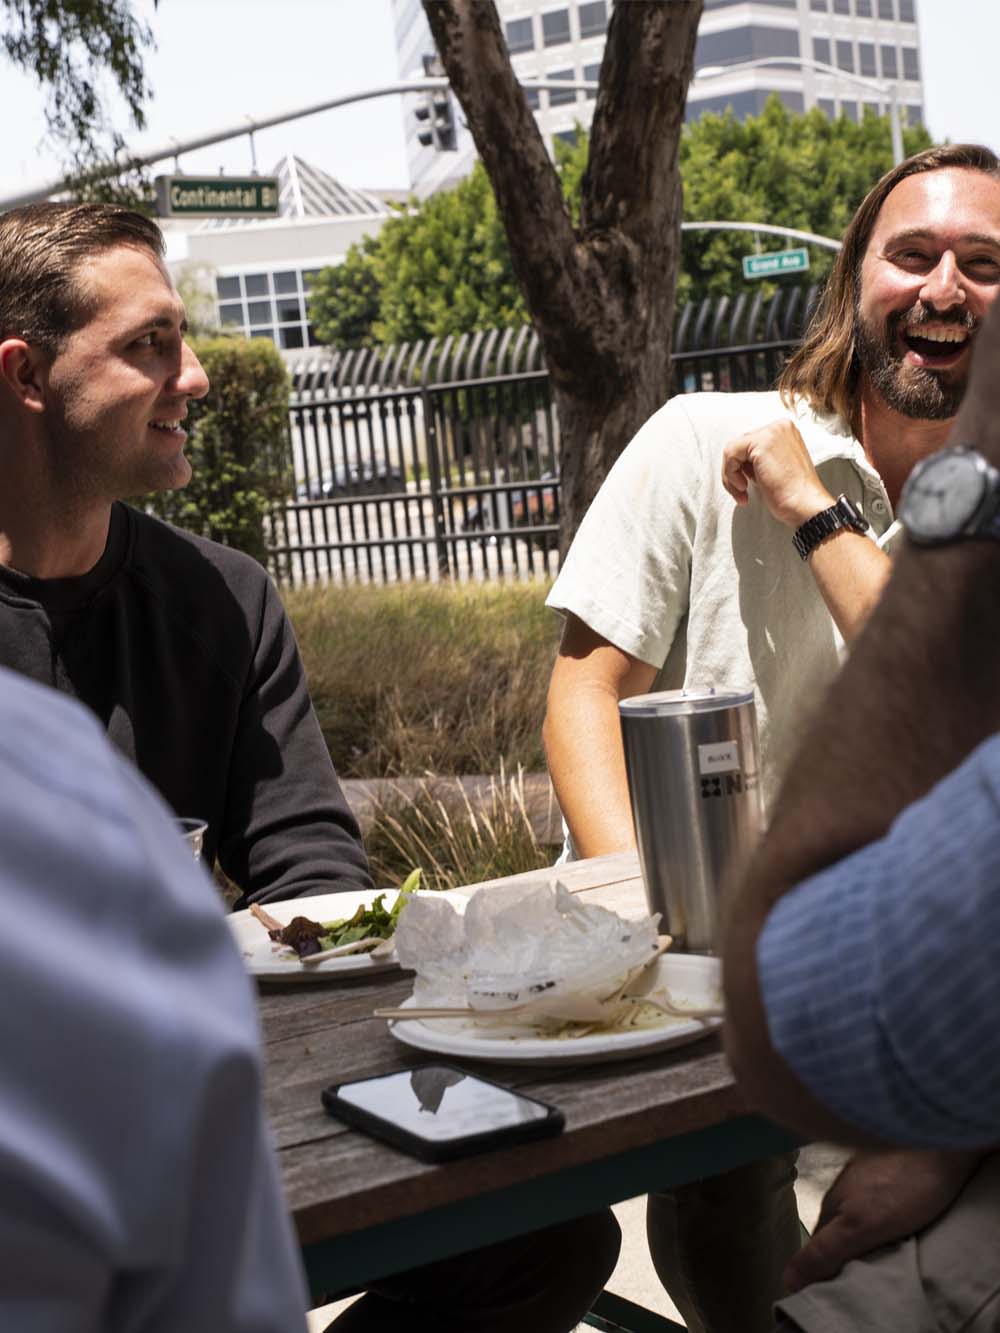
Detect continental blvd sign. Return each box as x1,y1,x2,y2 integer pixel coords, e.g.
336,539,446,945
742,247,810,280
154,175,280,218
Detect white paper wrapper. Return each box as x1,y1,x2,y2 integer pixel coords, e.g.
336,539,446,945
393,880,661,1024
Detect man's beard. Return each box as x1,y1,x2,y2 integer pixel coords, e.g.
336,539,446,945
854,300,976,420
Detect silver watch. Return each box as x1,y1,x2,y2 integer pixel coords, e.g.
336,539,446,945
898,445,1000,546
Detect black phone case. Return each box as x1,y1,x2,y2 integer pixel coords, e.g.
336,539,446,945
321,1065,565,1163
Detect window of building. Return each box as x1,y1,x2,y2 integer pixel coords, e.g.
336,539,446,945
219,302,243,326
836,40,855,72
273,271,299,295
817,97,836,118
833,0,850,13
880,44,898,78
899,0,915,18
878,0,895,17
554,128,579,146
250,329,274,341
584,61,601,98
694,25,800,68
244,273,269,298
541,8,570,47
279,327,304,350
810,0,827,10
215,268,324,350
859,42,877,76
687,89,804,120
505,16,534,54
524,85,541,109
548,68,576,106
856,0,873,13
840,100,859,121
902,46,920,80
276,297,303,324
907,103,924,124
813,37,831,65
247,300,273,327
216,275,241,301
578,1,607,37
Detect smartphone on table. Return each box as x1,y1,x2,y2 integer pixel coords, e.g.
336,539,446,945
321,1063,564,1163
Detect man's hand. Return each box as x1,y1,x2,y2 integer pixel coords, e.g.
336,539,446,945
722,420,834,528
784,1149,984,1294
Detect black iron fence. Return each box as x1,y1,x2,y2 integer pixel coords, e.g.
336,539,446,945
267,284,819,587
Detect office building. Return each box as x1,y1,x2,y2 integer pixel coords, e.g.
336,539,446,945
391,0,924,196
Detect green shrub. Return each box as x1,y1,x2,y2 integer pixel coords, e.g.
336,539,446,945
285,580,558,777
138,336,293,567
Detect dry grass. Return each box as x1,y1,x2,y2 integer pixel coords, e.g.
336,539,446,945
284,580,557,777
364,765,555,891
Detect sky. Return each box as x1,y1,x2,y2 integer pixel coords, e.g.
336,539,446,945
0,0,993,205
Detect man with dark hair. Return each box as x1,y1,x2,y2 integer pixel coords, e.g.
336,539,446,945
543,145,1000,1331
724,296,1000,1332
0,202,621,1332
0,201,371,908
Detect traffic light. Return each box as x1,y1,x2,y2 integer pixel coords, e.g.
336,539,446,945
415,53,457,153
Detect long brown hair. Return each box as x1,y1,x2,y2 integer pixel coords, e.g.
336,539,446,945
0,202,164,355
778,144,1000,423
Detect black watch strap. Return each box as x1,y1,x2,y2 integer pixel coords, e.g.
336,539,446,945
793,494,870,561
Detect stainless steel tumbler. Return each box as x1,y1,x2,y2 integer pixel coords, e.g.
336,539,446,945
619,688,763,953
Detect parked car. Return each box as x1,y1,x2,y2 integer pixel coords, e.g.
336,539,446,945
295,459,405,501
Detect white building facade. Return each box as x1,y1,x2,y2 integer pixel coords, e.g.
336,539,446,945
392,0,923,196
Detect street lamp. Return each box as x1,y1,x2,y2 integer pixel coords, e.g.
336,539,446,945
693,56,904,166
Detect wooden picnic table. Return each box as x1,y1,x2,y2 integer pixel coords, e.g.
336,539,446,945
259,850,798,1331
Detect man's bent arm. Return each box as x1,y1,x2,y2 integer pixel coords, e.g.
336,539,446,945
544,614,657,858
723,305,1000,1137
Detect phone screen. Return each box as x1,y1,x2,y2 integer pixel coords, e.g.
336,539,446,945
334,1066,554,1143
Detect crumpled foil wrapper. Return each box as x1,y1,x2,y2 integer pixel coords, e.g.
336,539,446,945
393,880,661,1023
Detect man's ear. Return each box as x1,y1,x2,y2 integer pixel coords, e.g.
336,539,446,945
0,338,48,413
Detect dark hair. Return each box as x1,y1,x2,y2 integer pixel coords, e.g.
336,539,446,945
779,144,1000,422
0,202,165,354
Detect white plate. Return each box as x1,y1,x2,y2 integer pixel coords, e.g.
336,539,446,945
389,954,722,1066
229,889,465,982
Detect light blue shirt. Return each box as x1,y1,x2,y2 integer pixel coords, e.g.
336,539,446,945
758,732,1000,1149
0,667,308,1331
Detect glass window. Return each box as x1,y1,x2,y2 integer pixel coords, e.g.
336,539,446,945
279,326,305,350
695,25,800,67
810,0,827,9
902,46,920,80
908,103,924,125
218,302,244,327
859,42,877,76
706,0,793,5
878,0,895,17
836,40,854,72
505,16,533,54
307,325,323,347
302,269,322,290
687,88,803,120
273,271,299,295
856,0,872,11
247,299,273,327
833,0,850,12
276,297,304,324
541,8,570,47
813,37,831,65
584,61,601,98
880,44,898,78
817,97,836,118
578,1,607,37
554,129,579,145
524,86,541,110
250,329,275,341
899,0,915,18
548,69,576,106
216,275,240,300
840,99,859,122
244,273,269,298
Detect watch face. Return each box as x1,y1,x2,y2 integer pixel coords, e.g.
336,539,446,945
901,449,987,542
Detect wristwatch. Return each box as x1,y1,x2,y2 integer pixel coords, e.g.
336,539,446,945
792,494,870,561
898,445,1000,546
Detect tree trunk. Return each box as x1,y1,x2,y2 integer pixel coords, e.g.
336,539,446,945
422,0,702,548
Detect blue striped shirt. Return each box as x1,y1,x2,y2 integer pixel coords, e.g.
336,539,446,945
757,732,1000,1149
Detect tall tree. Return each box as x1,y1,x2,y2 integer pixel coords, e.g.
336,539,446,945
2,0,156,177
422,0,702,547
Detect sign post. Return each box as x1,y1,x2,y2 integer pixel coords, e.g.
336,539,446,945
154,175,280,219
742,247,810,280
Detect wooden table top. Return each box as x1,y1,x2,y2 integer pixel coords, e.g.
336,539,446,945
259,851,748,1249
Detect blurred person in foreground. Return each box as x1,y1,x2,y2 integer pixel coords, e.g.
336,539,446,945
0,201,371,911
0,665,309,1331
544,144,1000,1332
0,203,620,1333
724,295,1000,1330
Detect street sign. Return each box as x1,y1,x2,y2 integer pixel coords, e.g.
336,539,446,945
742,247,810,280
154,175,280,218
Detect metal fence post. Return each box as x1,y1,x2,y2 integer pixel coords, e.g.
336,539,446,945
422,387,452,579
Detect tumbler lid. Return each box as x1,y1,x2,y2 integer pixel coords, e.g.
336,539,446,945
619,686,754,717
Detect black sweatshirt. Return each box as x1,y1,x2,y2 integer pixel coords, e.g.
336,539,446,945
0,503,373,909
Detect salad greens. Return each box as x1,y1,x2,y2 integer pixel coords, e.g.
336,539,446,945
315,867,422,950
